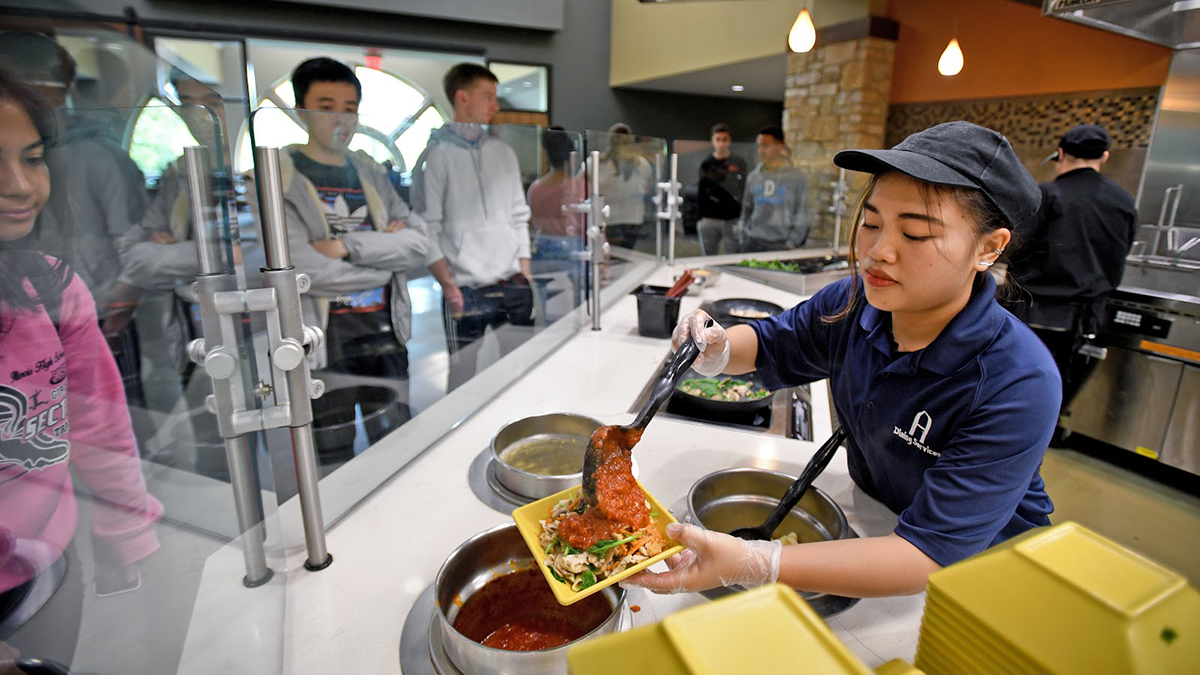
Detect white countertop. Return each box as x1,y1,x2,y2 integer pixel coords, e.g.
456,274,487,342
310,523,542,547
179,263,925,674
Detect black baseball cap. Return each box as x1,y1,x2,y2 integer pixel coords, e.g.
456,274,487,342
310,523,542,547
1059,124,1109,160
833,121,1040,230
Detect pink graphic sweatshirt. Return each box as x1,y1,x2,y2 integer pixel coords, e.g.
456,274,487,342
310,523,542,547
0,264,163,592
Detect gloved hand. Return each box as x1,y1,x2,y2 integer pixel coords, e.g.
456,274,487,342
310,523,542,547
671,310,730,377
622,522,782,594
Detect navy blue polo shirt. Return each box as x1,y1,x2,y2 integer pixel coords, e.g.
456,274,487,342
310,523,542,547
751,274,1058,566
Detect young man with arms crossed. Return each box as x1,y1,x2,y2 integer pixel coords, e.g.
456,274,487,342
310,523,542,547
247,57,429,381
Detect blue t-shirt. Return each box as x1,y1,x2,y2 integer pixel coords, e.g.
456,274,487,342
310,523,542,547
751,274,1058,566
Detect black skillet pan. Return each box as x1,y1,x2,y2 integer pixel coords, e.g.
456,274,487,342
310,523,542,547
710,298,786,326
673,367,775,414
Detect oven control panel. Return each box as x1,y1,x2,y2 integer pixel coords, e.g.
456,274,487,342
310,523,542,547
1108,306,1172,339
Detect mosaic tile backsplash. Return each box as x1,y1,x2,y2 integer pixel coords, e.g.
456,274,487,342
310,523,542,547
886,87,1160,196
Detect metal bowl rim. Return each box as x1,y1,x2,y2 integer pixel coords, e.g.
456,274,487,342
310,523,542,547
488,412,602,482
686,466,848,534
433,522,626,656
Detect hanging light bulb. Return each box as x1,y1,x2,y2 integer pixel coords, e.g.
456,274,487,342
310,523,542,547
789,8,816,53
938,37,964,76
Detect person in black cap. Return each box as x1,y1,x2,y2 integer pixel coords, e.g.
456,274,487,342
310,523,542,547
627,121,1059,599
1005,124,1137,410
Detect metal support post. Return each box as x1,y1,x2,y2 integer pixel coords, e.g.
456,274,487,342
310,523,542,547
186,145,331,579
566,151,610,330
587,151,609,330
655,153,682,266
253,146,331,571
829,168,849,252
184,146,272,587
654,154,664,259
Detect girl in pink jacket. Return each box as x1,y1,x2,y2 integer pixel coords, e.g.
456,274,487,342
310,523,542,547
0,69,162,667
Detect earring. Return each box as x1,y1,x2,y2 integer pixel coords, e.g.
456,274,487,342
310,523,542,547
979,260,996,267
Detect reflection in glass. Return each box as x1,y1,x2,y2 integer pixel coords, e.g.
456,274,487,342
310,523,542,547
742,126,811,252
0,63,164,671
529,128,587,307
490,62,549,112
588,126,659,254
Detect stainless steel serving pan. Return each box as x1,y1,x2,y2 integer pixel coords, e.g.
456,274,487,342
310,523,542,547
434,522,625,675
489,413,601,499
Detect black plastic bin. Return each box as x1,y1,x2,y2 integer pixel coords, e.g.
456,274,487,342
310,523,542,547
633,284,683,338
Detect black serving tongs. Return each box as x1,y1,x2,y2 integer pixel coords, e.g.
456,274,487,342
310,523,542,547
729,426,848,541
581,333,703,507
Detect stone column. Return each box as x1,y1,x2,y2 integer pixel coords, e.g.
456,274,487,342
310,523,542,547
784,19,897,247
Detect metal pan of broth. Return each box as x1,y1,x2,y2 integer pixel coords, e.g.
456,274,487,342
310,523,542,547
490,413,602,499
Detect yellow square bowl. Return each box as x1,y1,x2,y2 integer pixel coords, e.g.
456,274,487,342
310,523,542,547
511,481,685,606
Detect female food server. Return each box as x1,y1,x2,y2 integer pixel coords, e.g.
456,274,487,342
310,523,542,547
628,122,1059,598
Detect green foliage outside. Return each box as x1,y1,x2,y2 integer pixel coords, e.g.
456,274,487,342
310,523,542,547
130,102,197,180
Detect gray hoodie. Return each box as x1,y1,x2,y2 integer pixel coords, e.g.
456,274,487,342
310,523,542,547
244,145,429,368
116,158,210,373
740,161,810,247
34,117,148,314
117,159,205,296
412,125,531,288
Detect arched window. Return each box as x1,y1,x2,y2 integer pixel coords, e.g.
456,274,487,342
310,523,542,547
128,99,199,181
235,66,445,175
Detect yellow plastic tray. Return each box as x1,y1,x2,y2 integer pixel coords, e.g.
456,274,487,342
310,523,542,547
923,522,1200,675
662,583,876,675
512,481,684,606
567,584,889,675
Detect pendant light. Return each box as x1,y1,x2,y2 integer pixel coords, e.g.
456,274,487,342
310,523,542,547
789,7,816,53
938,15,963,76
938,38,964,76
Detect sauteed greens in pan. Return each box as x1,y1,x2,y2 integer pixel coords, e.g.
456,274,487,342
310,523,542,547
678,377,771,402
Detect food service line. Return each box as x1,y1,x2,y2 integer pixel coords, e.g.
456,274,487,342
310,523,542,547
176,263,926,674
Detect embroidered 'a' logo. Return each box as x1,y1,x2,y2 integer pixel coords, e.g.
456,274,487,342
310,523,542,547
909,410,932,444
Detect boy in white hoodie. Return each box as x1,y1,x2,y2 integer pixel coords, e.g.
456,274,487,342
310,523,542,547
414,63,534,391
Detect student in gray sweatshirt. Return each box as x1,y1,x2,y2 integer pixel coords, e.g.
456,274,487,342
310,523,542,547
413,63,534,392
740,125,810,252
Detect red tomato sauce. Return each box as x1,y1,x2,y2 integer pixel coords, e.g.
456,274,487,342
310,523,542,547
561,425,650,549
453,568,611,651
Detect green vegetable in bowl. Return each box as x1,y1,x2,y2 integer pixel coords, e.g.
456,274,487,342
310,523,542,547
678,377,771,402
737,259,803,273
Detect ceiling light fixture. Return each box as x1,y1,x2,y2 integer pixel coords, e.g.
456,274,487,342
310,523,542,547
731,85,745,92
938,16,963,76
788,7,816,53
938,38,964,76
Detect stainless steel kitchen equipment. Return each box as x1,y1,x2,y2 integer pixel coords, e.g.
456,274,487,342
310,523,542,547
433,523,626,675
720,254,851,297
630,346,815,442
1044,0,1200,50
1062,288,1200,475
685,467,859,617
489,413,602,499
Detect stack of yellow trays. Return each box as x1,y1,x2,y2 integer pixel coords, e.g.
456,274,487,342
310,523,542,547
568,583,918,675
916,522,1200,675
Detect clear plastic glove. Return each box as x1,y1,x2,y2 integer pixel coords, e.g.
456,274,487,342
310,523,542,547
622,522,782,594
671,310,730,377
